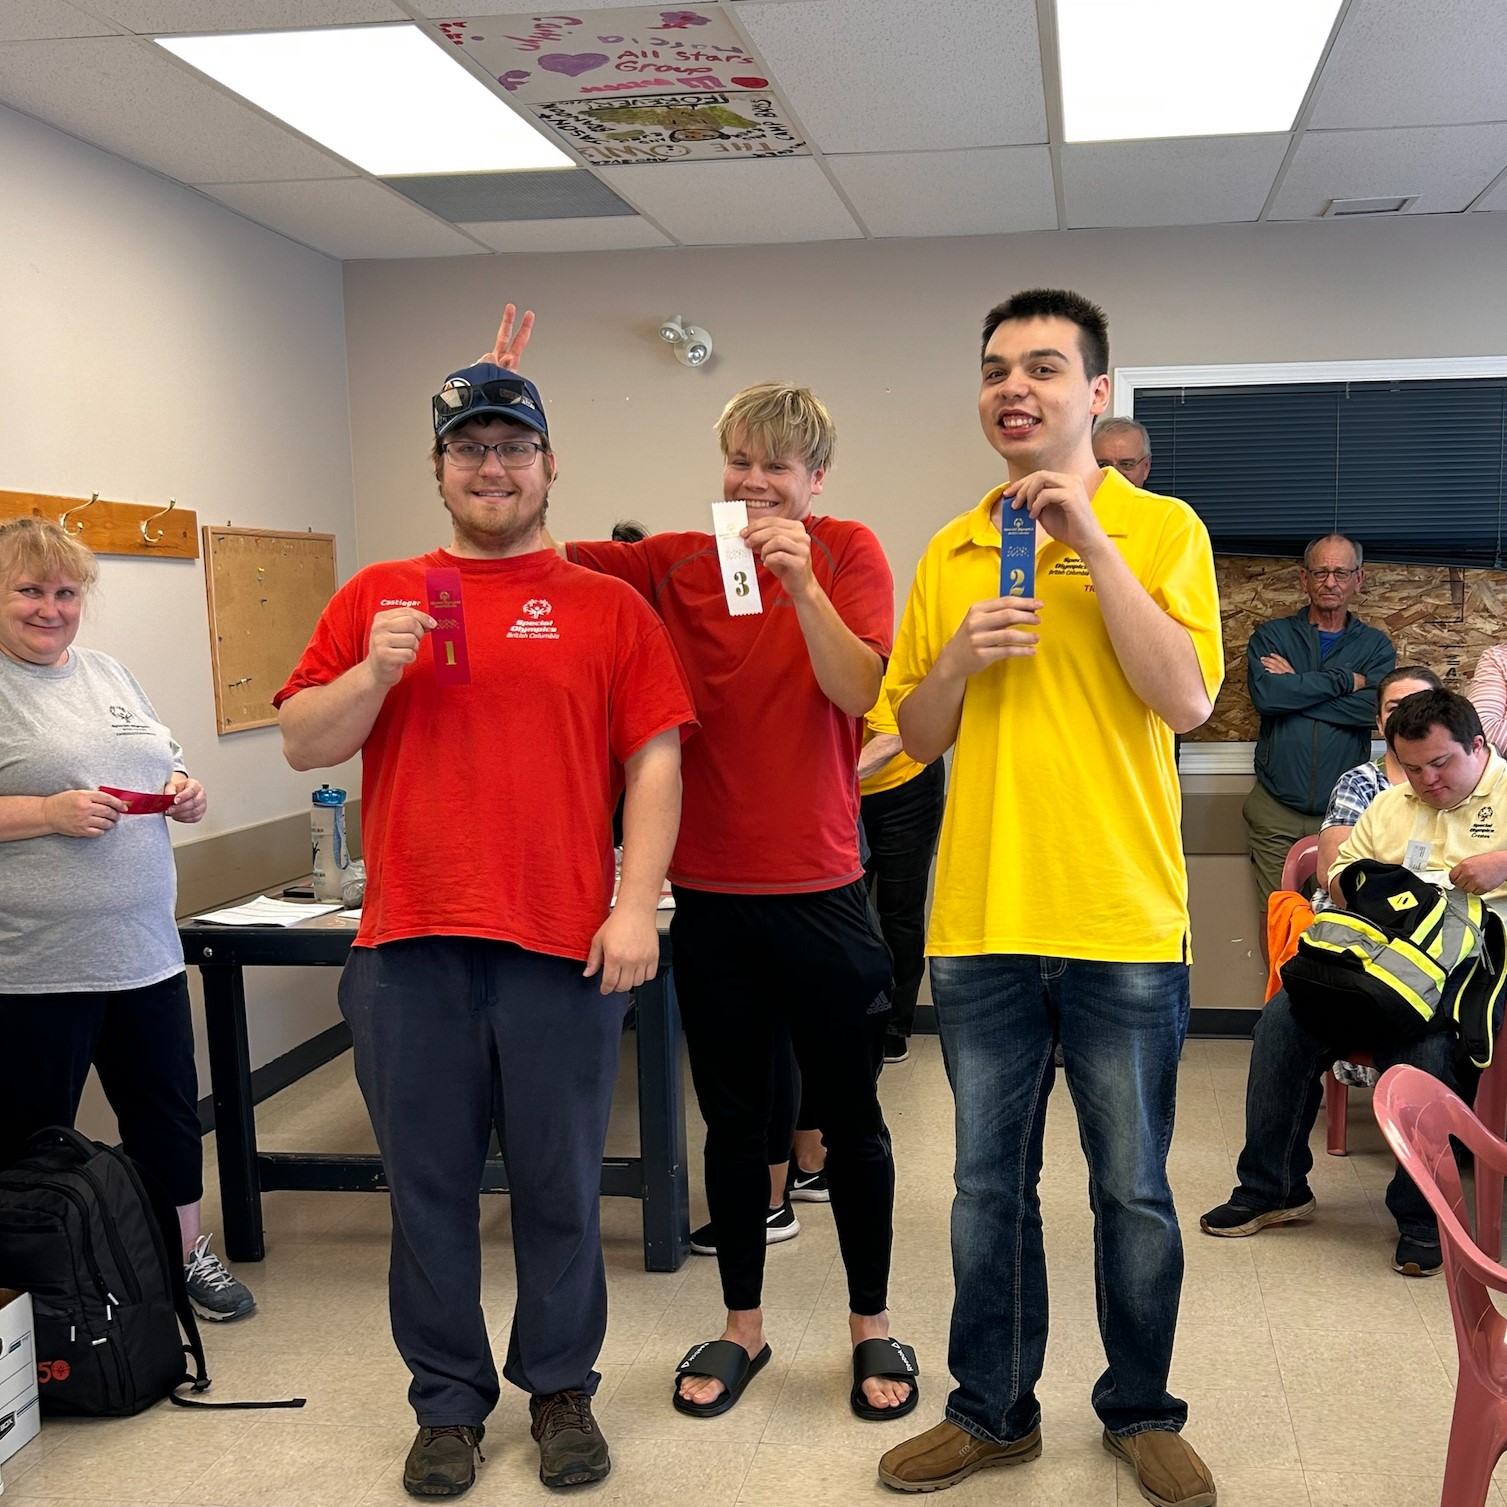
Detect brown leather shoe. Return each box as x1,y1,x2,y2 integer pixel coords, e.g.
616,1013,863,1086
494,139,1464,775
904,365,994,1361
1103,1428,1216,1507
878,1419,1041,1492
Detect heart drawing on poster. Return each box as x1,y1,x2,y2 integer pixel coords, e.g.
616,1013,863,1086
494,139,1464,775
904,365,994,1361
539,52,610,77
497,69,531,91
729,76,769,88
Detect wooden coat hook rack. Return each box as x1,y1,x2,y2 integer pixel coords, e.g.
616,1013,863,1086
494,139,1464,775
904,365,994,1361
0,488,199,559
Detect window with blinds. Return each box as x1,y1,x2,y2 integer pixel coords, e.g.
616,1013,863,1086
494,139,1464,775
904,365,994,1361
1133,377,1507,567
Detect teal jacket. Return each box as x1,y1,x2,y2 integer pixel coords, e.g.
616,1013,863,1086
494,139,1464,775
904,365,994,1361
1247,610,1396,815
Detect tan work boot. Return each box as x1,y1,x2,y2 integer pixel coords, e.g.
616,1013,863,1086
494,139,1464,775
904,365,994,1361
1104,1428,1216,1507
878,1418,1041,1492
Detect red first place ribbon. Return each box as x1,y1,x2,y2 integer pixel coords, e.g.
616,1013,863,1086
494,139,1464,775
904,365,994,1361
425,567,471,686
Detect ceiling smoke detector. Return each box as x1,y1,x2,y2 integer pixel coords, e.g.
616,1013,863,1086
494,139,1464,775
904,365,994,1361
657,314,713,368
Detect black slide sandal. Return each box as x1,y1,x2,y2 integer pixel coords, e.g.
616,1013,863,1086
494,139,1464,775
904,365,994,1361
851,1337,921,1421
671,1339,772,1419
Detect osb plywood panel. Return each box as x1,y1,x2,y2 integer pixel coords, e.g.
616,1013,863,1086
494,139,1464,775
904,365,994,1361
1191,556,1507,743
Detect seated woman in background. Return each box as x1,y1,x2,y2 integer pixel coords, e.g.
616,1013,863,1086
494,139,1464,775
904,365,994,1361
1468,644,1507,757
0,518,254,1322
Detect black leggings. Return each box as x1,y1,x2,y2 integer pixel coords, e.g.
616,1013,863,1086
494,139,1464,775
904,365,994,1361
671,881,894,1314
0,974,203,1205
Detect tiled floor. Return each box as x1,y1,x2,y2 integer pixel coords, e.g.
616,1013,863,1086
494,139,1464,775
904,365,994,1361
0,1035,1495,1506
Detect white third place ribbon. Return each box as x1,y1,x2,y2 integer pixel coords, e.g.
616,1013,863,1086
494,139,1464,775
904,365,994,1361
711,500,763,617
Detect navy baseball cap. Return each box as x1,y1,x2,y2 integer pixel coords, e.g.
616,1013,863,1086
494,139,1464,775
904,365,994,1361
432,362,548,439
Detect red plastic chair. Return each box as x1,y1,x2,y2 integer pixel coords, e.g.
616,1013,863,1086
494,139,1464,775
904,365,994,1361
1280,835,1320,895
1374,1065,1507,1506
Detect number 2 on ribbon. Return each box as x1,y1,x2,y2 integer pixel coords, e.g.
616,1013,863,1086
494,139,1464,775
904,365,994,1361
733,570,750,598
1007,568,1025,596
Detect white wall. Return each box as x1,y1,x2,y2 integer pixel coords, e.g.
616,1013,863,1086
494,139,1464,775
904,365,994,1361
342,212,1507,613
0,101,360,1125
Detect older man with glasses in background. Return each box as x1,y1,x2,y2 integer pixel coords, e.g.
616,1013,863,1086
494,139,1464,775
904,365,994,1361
1092,416,1153,489
1242,533,1396,911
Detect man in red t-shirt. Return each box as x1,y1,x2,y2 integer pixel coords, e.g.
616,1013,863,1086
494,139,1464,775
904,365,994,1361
546,371,914,1423
275,345,694,1498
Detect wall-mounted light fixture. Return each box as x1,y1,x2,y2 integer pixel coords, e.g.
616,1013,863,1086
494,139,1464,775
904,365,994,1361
658,314,713,368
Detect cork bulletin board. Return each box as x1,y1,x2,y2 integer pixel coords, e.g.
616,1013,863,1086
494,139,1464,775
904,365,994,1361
203,526,337,734
1193,556,1507,742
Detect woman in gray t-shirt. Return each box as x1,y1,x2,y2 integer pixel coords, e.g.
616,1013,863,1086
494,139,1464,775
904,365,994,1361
0,518,254,1322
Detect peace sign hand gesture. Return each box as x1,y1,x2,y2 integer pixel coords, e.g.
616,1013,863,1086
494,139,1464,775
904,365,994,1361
478,303,535,370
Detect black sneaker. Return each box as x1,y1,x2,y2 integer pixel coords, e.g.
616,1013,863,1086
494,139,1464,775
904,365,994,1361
1394,1235,1443,1277
403,1424,485,1498
530,1390,610,1488
883,1034,910,1065
1199,1190,1316,1237
184,1235,257,1322
786,1163,830,1203
689,1200,801,1255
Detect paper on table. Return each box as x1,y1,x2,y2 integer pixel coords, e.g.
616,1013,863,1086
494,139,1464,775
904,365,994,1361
194,896,344,927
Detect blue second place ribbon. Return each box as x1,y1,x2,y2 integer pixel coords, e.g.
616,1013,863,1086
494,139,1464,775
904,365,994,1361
999,501,1035,599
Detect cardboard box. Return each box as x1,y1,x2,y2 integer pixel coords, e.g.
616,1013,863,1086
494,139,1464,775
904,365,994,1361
0,1290,39,1469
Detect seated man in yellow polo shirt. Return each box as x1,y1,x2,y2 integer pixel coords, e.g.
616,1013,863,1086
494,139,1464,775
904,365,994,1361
876,288,1223,1507
1203,687,1507,1277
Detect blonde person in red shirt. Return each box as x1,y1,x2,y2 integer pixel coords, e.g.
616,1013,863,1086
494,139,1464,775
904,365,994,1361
483,311,918,1424
276,325,695,1499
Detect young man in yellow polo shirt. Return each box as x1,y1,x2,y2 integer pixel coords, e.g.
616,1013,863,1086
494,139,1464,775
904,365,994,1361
876,289,1223,1507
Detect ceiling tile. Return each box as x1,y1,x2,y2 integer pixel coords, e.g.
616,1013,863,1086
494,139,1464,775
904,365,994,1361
1269,124,1507,219
736,0,1046,153
198,178,486,258
610,156,860,243
1473,173,1507,212
0,37,355,181
85,1,406,31
1063,135,1290,229
417,1,640,13
1309,0,1507,129
458,215,673,251
828,146,1055,238
0,2,122,41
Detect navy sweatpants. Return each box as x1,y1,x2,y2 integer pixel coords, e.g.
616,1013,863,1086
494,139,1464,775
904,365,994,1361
339,936,628,1425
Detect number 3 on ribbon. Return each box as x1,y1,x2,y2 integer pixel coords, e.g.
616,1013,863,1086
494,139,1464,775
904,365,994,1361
733,570,749,598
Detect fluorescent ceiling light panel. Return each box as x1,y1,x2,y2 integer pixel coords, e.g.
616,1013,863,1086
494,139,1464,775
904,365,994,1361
157,25,573,176
1056,0,1343,142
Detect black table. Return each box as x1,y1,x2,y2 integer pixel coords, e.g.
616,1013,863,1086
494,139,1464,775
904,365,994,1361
179,903,690,1272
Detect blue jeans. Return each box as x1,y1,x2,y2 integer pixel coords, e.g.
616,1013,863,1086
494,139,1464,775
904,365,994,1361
1232,987,1466,1242
931,954,1191,1445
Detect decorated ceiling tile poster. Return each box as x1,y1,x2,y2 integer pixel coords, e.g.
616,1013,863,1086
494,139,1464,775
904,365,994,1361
438,7,774,105
533,90,804,163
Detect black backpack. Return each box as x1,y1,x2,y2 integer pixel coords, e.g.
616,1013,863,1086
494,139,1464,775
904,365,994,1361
0,1127,301,1417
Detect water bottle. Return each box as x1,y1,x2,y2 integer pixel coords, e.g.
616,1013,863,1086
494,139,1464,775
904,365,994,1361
310,785,349,901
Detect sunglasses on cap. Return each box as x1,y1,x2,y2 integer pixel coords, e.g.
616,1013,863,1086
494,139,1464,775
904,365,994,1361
432,377,542,427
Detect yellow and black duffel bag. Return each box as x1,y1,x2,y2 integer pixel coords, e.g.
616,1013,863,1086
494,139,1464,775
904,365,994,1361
1280,859,1504,1069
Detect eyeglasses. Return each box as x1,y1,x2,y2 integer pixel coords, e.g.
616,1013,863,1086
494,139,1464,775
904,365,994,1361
441,440,546,470
1304,567,1358,582
433,377,542,429
1102,456,1148,474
